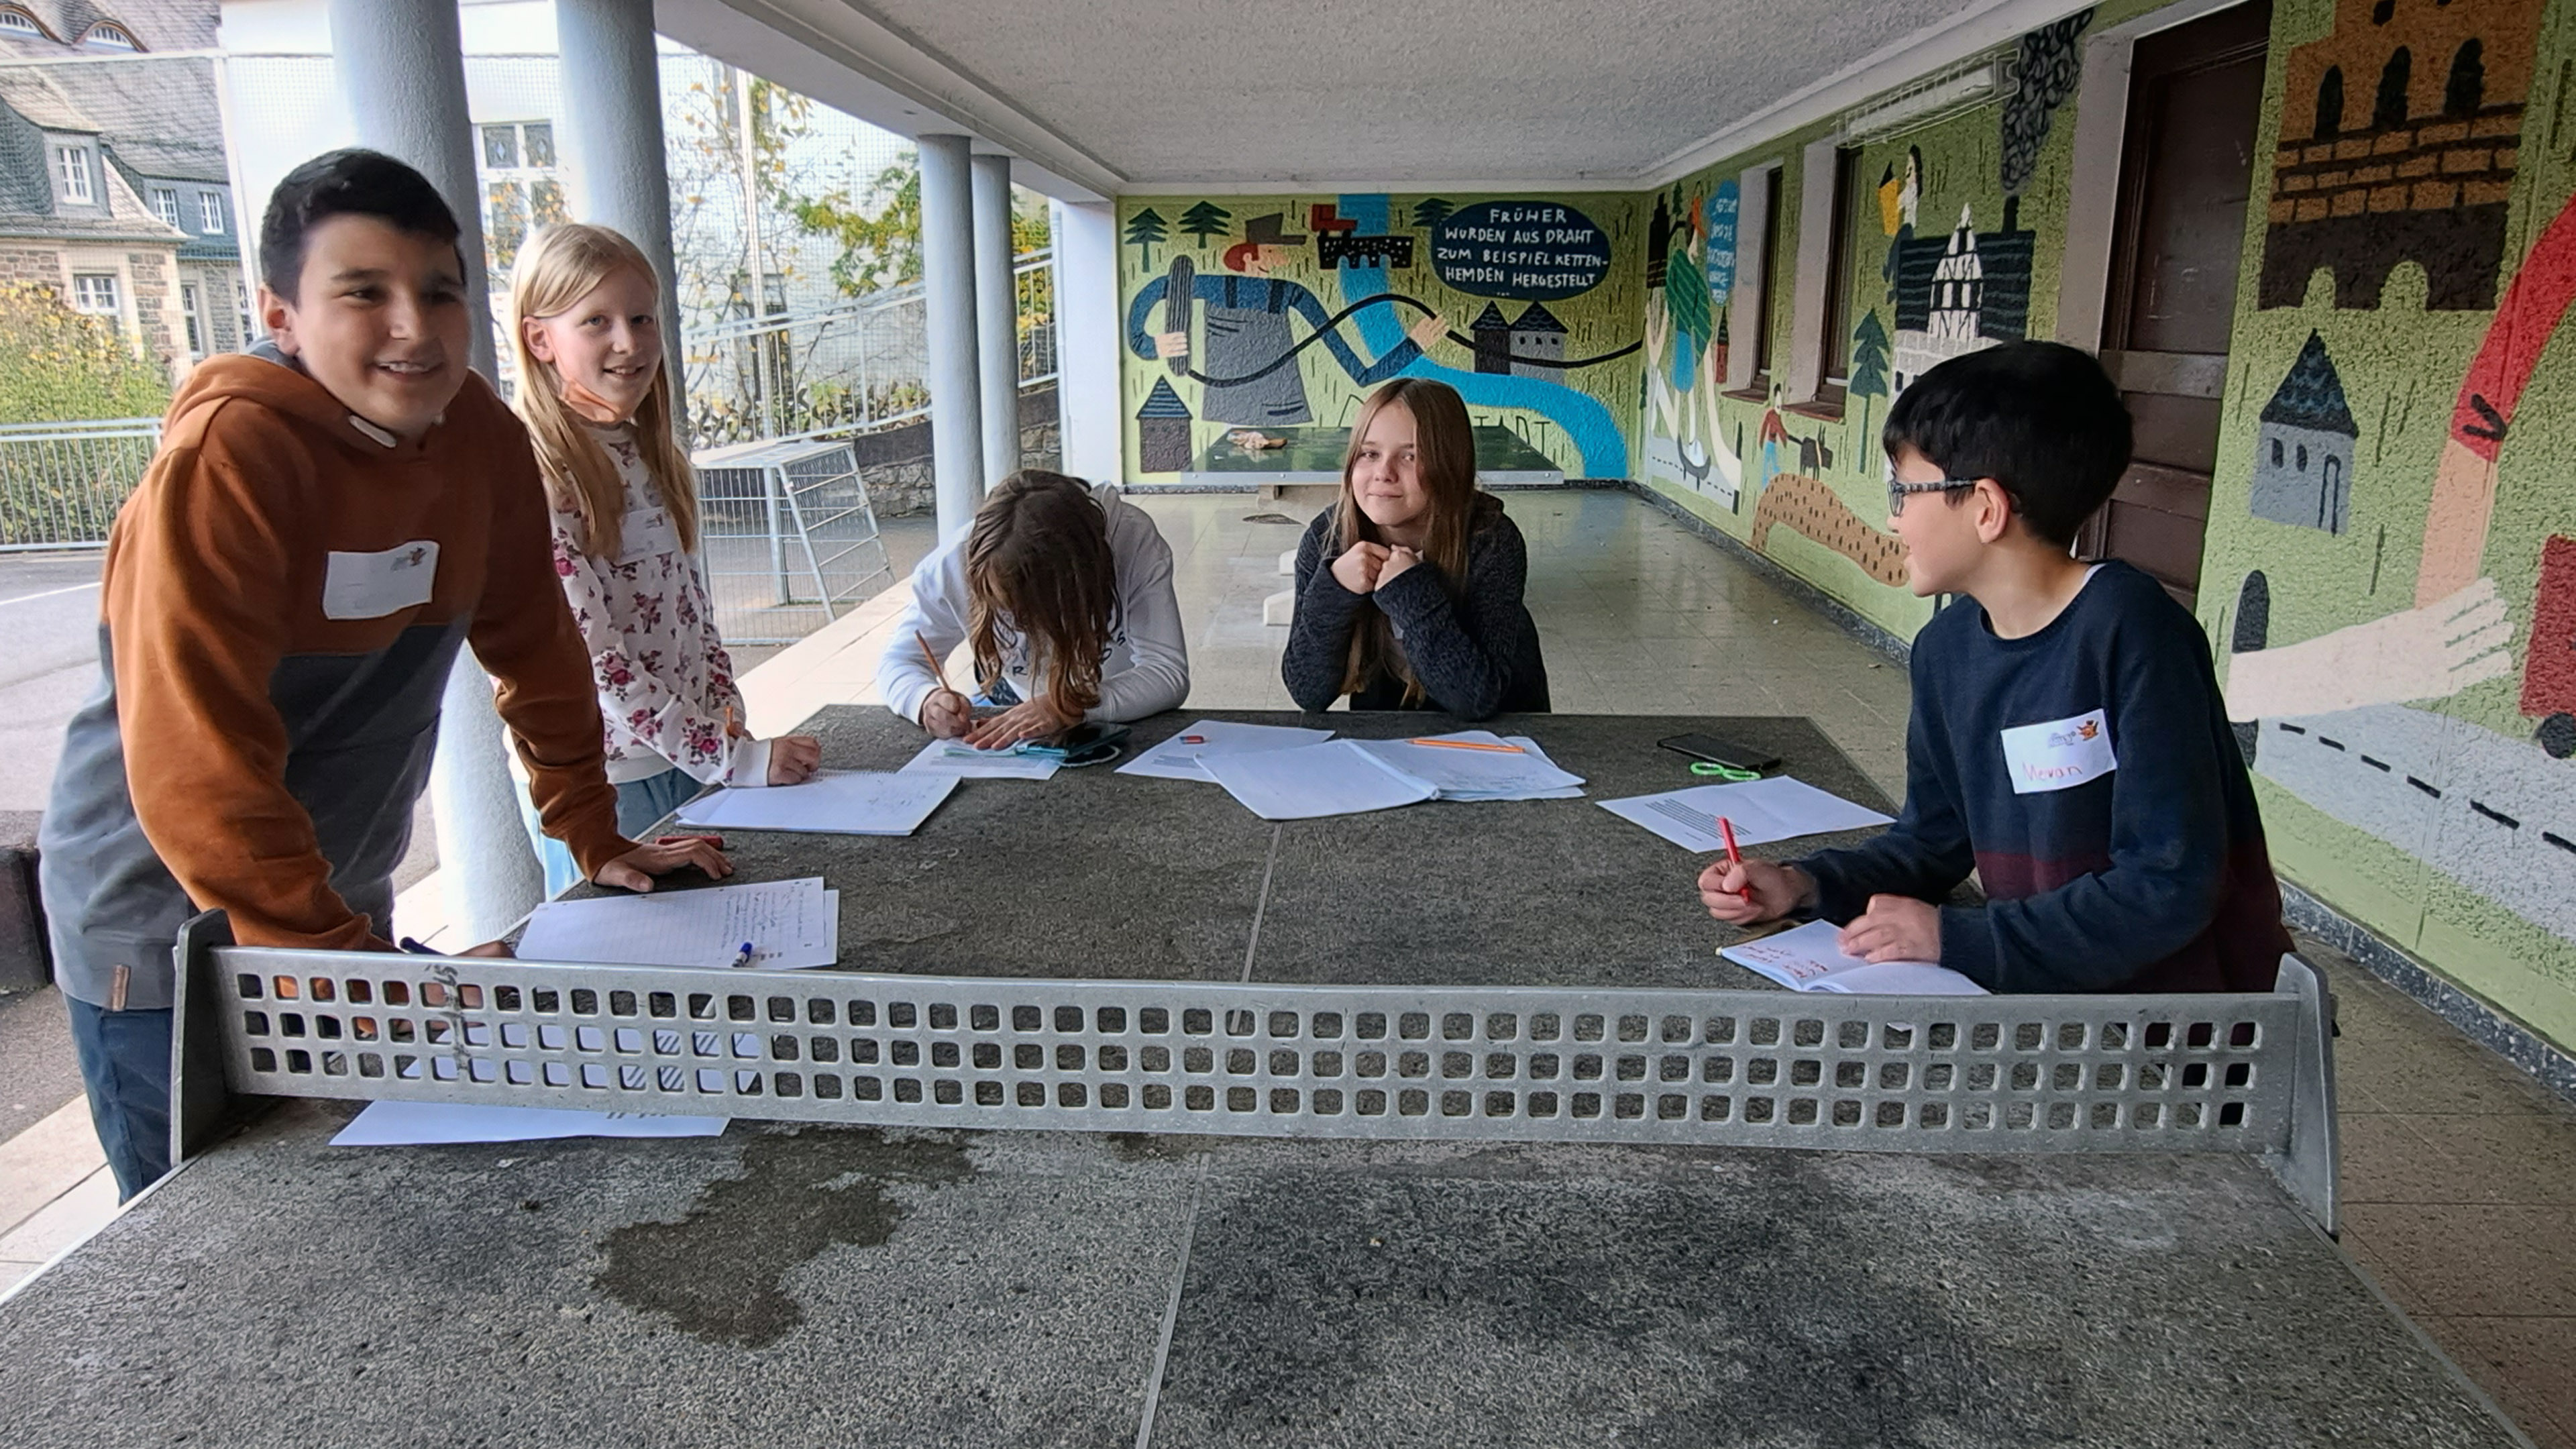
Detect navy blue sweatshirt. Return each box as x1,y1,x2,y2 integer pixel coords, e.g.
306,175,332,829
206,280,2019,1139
1796,562,2290,994
1282,500,1550,719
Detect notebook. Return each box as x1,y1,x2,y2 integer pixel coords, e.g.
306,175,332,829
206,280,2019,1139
1719,920,1987,995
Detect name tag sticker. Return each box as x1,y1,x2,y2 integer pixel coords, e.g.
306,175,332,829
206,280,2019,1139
322,541,439,620
1999,708,2117,795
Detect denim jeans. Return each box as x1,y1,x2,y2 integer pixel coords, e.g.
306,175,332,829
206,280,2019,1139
520,765,705,898
68,996,173,1201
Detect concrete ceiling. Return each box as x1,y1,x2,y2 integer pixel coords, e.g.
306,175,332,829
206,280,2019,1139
659,0,2093,201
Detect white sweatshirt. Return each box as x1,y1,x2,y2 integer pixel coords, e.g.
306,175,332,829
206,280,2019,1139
878,484,1189,727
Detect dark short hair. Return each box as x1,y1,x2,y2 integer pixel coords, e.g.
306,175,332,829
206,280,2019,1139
258,149,464,301
1880,341,2133,547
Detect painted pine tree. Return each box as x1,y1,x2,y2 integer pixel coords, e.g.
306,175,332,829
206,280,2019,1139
1847,310,1892,439
1178,201,1232,247
1124,207,1169,266
1411,197,1454,230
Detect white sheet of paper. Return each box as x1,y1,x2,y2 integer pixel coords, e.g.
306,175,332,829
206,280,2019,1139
516,877,838,970
1201,739,1438,820
1354,731,1587,801
331,1100,727,1146
1597,775,1892,852
1118,720,1336,782
1720,920,1987,996
672,769,956,835
898,739,1063,780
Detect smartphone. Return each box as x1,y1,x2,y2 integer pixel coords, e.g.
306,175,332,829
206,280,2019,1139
1054,720,1130,767
1657,733,1780,773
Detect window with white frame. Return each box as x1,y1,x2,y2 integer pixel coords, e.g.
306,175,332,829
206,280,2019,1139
199,191,227,234
180,283,204,356
234,275,252,342
71,273,120,315
0,9,42,36
152,186,180,226
54,146,93,205
476,120,564,275
83,21,138,50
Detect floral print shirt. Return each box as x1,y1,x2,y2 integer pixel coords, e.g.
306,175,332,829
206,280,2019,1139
547,426,769,788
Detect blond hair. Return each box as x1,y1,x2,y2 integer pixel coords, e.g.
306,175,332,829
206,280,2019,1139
506,223,698,559
1334,378,1485,704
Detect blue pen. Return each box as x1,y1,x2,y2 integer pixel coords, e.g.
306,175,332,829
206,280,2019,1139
731,941,756,968
398,936,443,956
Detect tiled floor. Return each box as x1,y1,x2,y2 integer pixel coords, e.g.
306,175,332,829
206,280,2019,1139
5,487,2570,1446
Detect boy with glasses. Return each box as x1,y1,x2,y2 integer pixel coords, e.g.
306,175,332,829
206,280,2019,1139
1701,341,2290,994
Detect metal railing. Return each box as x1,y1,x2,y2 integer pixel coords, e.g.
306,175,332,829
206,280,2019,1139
0,417,162,551
683,249,1055,450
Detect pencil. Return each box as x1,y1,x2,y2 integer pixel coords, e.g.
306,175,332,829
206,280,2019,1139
1719,816,1754,902
1405,737,1526,753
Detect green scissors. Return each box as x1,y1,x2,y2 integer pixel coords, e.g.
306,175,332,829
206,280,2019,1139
1689,761,1762,782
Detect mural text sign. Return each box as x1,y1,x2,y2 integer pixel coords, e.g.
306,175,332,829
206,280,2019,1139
1431,201,1612,300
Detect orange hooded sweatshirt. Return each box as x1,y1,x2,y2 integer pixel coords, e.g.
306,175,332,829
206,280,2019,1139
39,351,631,1009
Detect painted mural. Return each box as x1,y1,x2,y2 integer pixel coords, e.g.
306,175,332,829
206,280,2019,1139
1115,193,1646,482
2205,0,2576,1043
1639,51,2081,638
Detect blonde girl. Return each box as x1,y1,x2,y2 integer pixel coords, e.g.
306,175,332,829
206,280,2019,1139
1280,378,1550,718
508,223,819,893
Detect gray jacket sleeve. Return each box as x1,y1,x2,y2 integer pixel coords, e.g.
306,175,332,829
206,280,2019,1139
1371,519,1534,721
1281,514,1366,712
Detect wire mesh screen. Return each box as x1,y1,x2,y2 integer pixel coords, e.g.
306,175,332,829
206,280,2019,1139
206,952,2317,1156
693,439,893,644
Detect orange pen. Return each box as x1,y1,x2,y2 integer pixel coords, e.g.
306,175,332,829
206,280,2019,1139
1404,737,1526,753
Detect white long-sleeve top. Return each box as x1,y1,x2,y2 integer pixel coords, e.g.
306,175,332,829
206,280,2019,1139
545,425,771,788
878,483,1189,727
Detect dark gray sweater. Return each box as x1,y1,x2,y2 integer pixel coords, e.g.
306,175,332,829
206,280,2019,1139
1281,503,1550,719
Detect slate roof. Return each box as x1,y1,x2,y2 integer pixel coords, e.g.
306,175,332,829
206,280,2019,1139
1468,302,1512,331
1511,301,1566,335
1135,377,1192,421
2259,331,2359,437
38,54,225,180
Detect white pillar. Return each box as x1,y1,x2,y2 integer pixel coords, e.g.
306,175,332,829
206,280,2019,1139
1051,197,1122,485
555,0,685,417
328,0,545,940
971,152,1020,485
918,133,983,541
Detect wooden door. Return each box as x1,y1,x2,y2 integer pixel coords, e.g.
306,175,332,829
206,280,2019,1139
2082,1,2271,609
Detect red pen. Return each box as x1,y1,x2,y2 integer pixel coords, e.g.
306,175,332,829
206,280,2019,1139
1719,816,1753,902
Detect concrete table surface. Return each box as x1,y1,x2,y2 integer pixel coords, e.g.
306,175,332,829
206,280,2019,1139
0,710,2523,1448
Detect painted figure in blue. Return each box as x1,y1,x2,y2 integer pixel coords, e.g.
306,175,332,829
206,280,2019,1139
1126,212,1447,427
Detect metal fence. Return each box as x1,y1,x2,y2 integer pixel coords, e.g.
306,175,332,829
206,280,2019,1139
0,418,162,551
682,248,1056,450
693,437,895,644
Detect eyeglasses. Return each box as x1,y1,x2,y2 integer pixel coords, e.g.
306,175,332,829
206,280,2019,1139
1888,477,1980,517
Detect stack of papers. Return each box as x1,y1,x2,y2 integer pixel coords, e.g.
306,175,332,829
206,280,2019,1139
672,769,956,835
1118,720,1334,782
1720,920,1987,996
1352,731,1587,802
1597,776,1892,852
517,876,840,970
331,1102,729,1147
1200,739,1438,820
898,739,1062,781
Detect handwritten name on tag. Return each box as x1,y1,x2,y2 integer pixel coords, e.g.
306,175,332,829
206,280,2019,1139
1999,708,2116,794
322,540,439,620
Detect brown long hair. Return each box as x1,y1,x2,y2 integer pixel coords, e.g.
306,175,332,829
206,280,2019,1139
966,471,1120,719
1336,378,1487,704
506,223,698,559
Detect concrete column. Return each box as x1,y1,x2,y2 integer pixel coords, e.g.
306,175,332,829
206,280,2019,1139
328,0,545,941
555,0,686,418
971,151,1020,485
918,133,983,541
1049,197,1122,484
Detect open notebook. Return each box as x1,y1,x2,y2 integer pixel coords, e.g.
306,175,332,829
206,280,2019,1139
1719,920,1988,995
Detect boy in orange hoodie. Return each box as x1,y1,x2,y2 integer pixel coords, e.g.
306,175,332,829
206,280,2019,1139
40,150,731,1198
